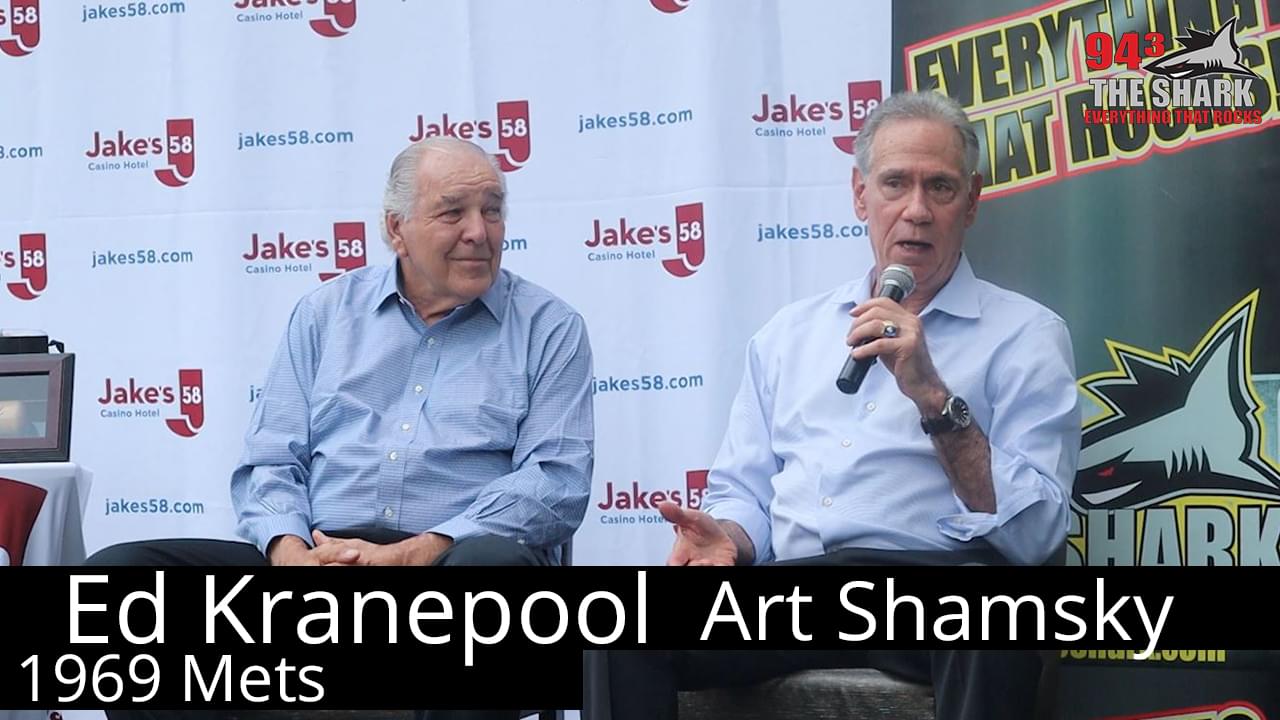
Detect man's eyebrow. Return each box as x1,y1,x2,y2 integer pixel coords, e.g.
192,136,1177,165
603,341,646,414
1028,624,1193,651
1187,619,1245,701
875,168,962,182
435,191,505,206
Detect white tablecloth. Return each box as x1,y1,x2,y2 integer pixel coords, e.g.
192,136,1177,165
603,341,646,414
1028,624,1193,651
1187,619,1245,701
0,462,92,566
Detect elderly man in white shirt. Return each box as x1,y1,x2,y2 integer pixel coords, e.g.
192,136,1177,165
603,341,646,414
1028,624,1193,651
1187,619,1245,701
593,90,1080,720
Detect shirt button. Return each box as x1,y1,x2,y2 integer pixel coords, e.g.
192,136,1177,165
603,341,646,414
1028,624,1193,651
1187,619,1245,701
401,423,411,432
414,384,424,394
388,451,398,461
822,497,833,507
427,337,436,347
383,507,394,518
865,402,876,412
841,439,851,448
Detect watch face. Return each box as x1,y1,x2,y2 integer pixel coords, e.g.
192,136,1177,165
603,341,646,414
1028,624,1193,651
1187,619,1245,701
947,396,972,428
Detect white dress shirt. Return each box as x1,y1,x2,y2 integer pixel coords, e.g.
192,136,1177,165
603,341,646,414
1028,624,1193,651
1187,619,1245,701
704,255,1080,566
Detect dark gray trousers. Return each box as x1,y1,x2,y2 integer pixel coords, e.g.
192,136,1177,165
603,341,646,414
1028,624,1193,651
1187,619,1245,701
585,546,1053,720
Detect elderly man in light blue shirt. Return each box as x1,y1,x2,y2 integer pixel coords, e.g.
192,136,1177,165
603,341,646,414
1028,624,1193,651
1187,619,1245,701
87,137,593,720
206,137,591,567
595,91,1079,720
232,136,594,569
696,250,1076,567
127,136,592,570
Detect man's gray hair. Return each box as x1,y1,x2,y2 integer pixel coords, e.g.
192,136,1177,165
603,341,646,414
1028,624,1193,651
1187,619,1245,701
380,136,507,246
854,91,980,181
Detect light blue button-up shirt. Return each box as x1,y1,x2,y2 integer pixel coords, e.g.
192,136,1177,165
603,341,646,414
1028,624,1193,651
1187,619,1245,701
231,262,594,557
704,255,1080,566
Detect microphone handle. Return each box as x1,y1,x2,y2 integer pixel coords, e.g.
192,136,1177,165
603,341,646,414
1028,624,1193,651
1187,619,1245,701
836,344,876,394
836,283,904,395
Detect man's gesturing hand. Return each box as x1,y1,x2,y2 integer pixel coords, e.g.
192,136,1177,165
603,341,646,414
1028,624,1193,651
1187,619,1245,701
658,501,739,567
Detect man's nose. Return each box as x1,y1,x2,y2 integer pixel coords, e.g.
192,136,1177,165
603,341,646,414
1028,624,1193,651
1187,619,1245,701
459,209,487,243
903,186,932,224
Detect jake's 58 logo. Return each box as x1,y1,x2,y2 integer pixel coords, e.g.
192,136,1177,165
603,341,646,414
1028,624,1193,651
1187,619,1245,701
0,0,41,57
155,119,196,187
409,100,532,172
166,369,204,437
751,80,882,154
833,81,882,154
309,0,355,38
684,469,708,509
3,233,46,300
233,0,357,38
85,118,197,187
650,0,690,13
663,203,705,278
585,202,706,278
319,222,367,281
243,220,367,280
597,470,708,512
97,369,205,438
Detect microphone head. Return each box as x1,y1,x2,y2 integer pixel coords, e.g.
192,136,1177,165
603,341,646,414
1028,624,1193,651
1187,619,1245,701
879,264,916,299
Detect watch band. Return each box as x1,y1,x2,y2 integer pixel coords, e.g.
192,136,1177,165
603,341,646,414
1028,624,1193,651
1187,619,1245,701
920,413,959,435
921,394,969,435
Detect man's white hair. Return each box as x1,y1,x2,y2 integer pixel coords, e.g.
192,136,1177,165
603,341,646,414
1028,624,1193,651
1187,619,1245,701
854,90,980,183
380,136,507,246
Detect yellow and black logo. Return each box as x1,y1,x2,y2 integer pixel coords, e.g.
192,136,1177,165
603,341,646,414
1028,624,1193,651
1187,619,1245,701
1070,292,1280,566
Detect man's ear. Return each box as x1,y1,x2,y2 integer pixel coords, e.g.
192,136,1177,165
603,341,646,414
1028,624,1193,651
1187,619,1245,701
852,167,869,221
385,212,408,256
963,172,983,227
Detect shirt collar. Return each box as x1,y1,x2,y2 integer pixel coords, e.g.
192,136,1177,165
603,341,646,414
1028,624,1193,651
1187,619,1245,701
831,254,981,320
371,259,509,323
370,260,401,314
476,268,510,322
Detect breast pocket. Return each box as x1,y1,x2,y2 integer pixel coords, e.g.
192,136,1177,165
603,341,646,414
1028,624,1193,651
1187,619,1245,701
425,366,527,452
430,400,522,450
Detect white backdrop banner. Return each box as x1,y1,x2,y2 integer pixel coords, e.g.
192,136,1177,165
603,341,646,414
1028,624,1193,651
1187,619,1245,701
0,0,891,567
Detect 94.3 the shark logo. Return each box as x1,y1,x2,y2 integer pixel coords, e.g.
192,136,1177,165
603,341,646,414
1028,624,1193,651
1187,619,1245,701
1069,292,1280,566
1143,17,1261,80
1083,15,1266,127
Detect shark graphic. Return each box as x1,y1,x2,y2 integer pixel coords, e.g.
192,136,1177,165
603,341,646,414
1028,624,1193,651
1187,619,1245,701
1144,16,1262,80
1074,292,1280,510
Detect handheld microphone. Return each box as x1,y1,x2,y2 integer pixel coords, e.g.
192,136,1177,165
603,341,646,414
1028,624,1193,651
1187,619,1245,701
836,264,915,394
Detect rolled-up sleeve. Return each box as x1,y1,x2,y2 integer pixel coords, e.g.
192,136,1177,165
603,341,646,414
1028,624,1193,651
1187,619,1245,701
431,312,595,550
230,299,319,554
937,318,1081,565
703,336,781,564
